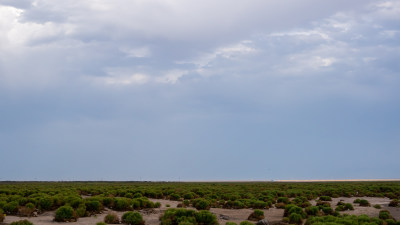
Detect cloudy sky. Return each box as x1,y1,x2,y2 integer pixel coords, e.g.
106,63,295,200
0,0,399,181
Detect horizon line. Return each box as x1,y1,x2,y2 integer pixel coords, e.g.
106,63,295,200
1,179,400,183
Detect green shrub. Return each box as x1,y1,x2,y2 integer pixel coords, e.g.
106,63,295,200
306,206,319,216
359,199,370,207
9,220,34,225
121,211,144,225
195,210,218,225
114,198,131,211
170,193,181,201
39,197,53,210
385,219,397,225
316,201,331,209
277,197,290,204
160,208,217,225
102,197,114,208
226,223,237,225
344,203,354,210
97,223,107,225
104,213,120,224
252,200,268,209
194,199,211,210
54,205,77,222
239,222,253,225
389,199,399,207
184,193,194,200
76,204,86,217
289,213,302,224
354,199,361,203
25,203,35,210
133,193,143,198
4,201,19,214
322,207,333,215
248,209,264,221
284,204,306,218
154,202,161,208
86,200,102,213
374,204,382,209
358,214,370,223
335,205,345,211
0,208,4,222
379,210,392,220
319,196,332,201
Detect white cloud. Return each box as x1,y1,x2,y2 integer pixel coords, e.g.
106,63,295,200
120,46,151,58
97,73,150,85
178,40,257,76
155,70,188,84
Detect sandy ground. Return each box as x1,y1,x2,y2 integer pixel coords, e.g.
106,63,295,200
1,197,399,225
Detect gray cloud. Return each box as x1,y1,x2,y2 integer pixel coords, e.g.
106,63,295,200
0,0,399,180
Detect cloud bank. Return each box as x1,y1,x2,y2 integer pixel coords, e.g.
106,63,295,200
0,0,399,180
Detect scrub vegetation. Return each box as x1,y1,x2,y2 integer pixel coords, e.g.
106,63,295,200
0,181,399,225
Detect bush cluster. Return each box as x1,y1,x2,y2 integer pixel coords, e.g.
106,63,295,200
121,211,144,225
54,205,77,222
247,209,264,221
0,208,5,222
104,213,120,224
160,208,218,225
9,220,34,225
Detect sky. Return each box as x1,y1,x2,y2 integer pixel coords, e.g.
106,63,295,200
0,0,399,181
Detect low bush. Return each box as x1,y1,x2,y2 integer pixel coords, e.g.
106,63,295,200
54,205,77,222
305,206,319,216
379,210,392,220
316,201,331,209
76,204,86,217
4,201,19,214
322,207,333,215
9,220,34,225
344,203,354,210
359,199,370,207
374,204,382,209
335,203,353,211
121,211,144,225
248,209,264,221
184,193,195,200
195,210,218,225
389,199,399,207
39,197,53,211
0,208,5,222
97,223,107,225
239,222,253,225
169,193,181,201
226,222,237,225
104,213,120,224
194,198,211,210
289,213,303,224
160,208,217,225
319,196,332,201
385,219,398,225
86,200,102,213
284,204,306,218
114,198,131,211
277,197,290,204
